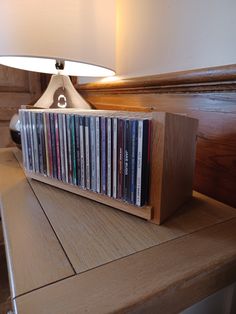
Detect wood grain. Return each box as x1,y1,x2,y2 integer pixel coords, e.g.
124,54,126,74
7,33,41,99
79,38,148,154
14,218,236,314
0,149,74,297
149,112,198,223
25,171,152,220
77,66,236,208
27,178,182,274
0,65,41,148
3,147,236,314
25,169,236,275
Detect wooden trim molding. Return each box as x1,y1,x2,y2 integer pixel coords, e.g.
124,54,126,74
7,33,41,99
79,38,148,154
78,64,236,93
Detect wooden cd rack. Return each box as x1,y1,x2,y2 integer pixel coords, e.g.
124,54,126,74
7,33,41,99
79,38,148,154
20,108,198,224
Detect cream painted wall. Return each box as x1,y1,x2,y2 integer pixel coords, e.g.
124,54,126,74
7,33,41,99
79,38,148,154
116,0,236,77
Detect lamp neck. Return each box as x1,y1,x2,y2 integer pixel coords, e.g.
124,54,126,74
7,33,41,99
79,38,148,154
34,74,92,109
55,60,65,71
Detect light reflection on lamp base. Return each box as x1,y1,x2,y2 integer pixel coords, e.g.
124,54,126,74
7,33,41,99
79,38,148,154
10,129,21,148
9,113,21,147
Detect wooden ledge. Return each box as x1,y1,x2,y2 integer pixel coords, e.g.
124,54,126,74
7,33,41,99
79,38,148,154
77,64,236,93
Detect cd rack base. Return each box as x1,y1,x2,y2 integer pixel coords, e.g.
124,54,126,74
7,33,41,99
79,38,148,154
25,170,153,220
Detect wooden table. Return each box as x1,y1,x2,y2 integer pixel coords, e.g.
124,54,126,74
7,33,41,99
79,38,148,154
0,148,236,314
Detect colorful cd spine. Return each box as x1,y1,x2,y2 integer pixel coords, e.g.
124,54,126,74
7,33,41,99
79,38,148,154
62,114,69,183
50,113,58,179
70,115,77,185
66,114,73,184
58,113,65,181
54,113,61,181
20,109,151,208
123,119,130,201
95,116,101,193
19,110,28,170
101,117,107,195
74,115,81,186
117,119,124,199
136,120,143,206
84,116,91,189
90,116,96,192
130,120,138,204
79,116,85,189
31,112,39,173
107,117,112,197
112,118,118,198
43,112,51,176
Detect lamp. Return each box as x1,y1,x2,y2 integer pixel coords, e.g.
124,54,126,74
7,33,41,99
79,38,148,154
0,0,116,144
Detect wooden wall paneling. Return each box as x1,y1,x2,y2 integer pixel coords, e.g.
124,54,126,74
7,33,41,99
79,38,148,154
78,64,236,208
0,65,42,148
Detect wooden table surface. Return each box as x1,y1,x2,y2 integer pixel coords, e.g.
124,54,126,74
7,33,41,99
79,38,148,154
0,148,236,314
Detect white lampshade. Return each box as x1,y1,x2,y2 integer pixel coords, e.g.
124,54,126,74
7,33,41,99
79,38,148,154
0,0,116,76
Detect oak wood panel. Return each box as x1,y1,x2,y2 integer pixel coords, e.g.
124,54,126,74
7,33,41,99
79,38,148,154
0,65,41,95
152,113,198,223
0,121,12,149
14,218,236,314
78,92,236,113
23,164,236,274
78,65,236,208
0,65,41,148
0,149,74,298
